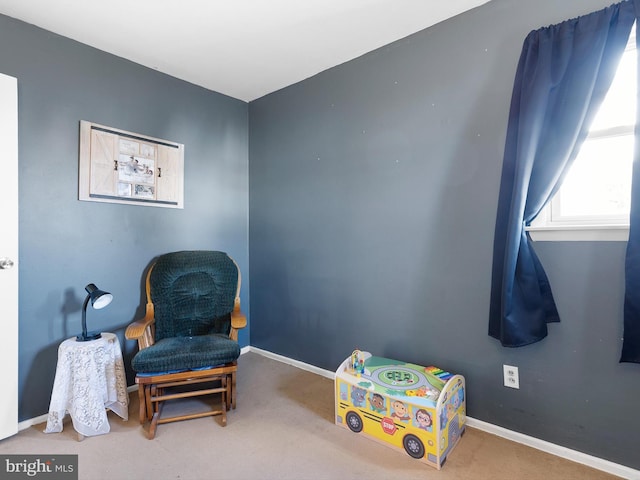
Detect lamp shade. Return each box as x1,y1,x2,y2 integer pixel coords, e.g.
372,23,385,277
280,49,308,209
77,283,113,342
86,283,113,309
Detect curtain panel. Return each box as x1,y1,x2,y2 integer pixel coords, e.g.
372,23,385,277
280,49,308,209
489,1,637,349
622,0,640,362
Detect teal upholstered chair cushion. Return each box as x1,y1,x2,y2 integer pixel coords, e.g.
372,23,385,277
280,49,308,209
132,334,240,373
131,251,241,374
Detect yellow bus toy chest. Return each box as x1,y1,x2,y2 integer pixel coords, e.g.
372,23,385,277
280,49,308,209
335,350,465,470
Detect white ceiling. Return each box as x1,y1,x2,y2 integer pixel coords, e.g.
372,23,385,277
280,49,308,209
0,0,490,102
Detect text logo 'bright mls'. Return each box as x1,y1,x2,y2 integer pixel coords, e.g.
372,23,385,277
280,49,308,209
1,455,77,479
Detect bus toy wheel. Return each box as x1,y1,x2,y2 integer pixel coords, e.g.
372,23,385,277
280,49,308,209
403,434,425,459
346,411,363,433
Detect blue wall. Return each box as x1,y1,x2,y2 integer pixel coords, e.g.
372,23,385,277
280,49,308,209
249,0,640,470
2,0,639,471
0,15,249,421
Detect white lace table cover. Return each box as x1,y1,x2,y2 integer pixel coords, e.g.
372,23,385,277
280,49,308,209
44,332,129,436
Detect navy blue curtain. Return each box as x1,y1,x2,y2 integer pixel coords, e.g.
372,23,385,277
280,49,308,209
490,2,637,347
622,1,640,363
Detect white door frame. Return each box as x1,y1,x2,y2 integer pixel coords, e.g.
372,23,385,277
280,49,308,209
0,73,19,440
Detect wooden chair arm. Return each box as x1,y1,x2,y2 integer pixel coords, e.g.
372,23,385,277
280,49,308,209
125,302,156,350
229,297,247,341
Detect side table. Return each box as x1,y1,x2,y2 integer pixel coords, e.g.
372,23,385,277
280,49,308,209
44,332,129,438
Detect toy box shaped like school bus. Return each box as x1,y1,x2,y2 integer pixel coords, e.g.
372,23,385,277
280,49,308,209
335,350,466,470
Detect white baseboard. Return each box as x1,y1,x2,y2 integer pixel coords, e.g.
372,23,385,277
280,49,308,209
247,346,334,380
18,414,48,432
246,346,640,480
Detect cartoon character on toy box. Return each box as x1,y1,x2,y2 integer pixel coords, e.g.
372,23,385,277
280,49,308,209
334,350,466,470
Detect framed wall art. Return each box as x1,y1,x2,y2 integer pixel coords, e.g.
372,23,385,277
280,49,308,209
78,120,184,208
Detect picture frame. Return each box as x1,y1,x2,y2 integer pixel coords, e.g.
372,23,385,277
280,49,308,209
78,120,184,209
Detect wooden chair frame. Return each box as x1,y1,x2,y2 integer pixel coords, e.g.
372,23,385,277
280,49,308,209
126,255,246,439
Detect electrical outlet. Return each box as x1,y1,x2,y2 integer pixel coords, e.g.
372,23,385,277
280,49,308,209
503,364,519,389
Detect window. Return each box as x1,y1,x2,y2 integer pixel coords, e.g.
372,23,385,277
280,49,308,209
528,24,636,241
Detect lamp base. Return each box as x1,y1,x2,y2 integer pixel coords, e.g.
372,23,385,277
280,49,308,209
76,331,102,342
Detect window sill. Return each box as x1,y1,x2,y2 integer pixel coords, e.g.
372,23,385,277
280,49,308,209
526,225,629,242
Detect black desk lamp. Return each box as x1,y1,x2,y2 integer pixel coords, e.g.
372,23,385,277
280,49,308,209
77,283,113,342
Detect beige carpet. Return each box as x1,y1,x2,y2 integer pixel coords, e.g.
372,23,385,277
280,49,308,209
0,352,619,480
